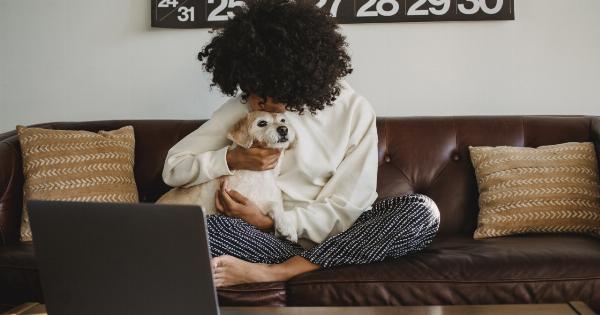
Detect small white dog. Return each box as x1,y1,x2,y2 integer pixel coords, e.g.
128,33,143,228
156,111,297,241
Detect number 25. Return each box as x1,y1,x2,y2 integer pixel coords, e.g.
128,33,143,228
208,0,245,21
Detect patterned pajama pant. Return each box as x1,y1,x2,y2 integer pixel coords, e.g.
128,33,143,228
206,194,440,268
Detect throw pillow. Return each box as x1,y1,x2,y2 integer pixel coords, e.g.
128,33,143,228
469,142,600,239
17,125,139,241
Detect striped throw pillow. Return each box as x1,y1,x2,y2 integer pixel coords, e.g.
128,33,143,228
17,125,139,242
469,142,600,239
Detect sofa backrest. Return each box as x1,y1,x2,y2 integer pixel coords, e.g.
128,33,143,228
377,116,600,237
1,116,599,244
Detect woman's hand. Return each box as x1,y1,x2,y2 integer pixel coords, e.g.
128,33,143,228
226,146,281,171
215,182,274,230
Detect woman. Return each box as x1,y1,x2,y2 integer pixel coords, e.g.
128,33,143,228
162,0,440,287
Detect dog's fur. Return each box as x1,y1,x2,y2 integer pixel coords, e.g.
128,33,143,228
156,111,297,241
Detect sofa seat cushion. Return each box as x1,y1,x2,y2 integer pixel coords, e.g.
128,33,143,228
0,243,286,310
287,235,600,310
217,282,287,306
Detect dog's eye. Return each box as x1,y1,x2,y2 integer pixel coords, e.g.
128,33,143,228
280,119,286,123
257,120,268,127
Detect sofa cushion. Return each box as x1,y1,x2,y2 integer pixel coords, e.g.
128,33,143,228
469,142,600,239
17,125,139,241
286,235,600,310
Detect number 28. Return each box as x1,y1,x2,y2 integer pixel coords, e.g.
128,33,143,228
357,0,400,17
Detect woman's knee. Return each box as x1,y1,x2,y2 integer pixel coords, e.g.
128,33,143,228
381,195,440,229
389,193,439,216
415,193,440,216
409,195,440,246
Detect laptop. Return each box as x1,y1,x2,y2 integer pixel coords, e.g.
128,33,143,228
28,200,220,315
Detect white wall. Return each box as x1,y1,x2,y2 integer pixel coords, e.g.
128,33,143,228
1,0,599,132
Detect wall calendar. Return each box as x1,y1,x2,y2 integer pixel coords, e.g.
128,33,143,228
151,0,514,29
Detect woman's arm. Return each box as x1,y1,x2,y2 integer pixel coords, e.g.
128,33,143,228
162,97,283,188
274,97,379,243
162,98,246,188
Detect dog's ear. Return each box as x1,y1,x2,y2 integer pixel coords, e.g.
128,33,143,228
227,116,253,148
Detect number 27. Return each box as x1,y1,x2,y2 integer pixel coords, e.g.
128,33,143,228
316,0,342,17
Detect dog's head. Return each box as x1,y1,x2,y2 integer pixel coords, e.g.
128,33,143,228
227,111,297,149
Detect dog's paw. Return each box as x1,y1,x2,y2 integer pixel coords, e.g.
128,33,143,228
278,224,297,243
273,213,297,243
264,202,298,243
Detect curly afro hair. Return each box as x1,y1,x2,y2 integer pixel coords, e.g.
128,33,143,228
198,0,353,114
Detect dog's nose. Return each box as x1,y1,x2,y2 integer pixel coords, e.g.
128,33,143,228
277,126,288,136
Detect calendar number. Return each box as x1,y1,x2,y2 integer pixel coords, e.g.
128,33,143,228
407,0,452,16
458,0,504,15
208,0,246,22
177,6,194,22
480,0,503,14
316,0,342,17
157,0,179,8
357,0,400,17
407,0,427,16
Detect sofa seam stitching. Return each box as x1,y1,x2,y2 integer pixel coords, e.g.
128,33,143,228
289,276,600,286
423,118,456,189
383,119,414,186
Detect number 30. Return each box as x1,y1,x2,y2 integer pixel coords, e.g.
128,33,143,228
459,0,504,15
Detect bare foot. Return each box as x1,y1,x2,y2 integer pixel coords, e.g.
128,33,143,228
211,255,319,288
211,255,282,287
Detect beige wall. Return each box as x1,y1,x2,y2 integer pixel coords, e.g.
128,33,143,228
1,0,599,131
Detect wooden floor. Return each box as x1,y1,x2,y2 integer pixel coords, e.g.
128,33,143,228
5,302,597,315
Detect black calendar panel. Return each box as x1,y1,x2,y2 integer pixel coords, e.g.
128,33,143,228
151,0,514,29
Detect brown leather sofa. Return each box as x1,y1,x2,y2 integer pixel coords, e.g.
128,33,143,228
1,116,600,312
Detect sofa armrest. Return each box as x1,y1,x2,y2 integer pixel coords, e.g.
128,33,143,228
0,133,23,246
592,117,600,173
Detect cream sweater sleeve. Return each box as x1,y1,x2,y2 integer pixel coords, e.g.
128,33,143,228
162,98,247,188
275,93,379,244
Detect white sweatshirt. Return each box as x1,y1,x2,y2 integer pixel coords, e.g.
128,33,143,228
162,80,379,244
